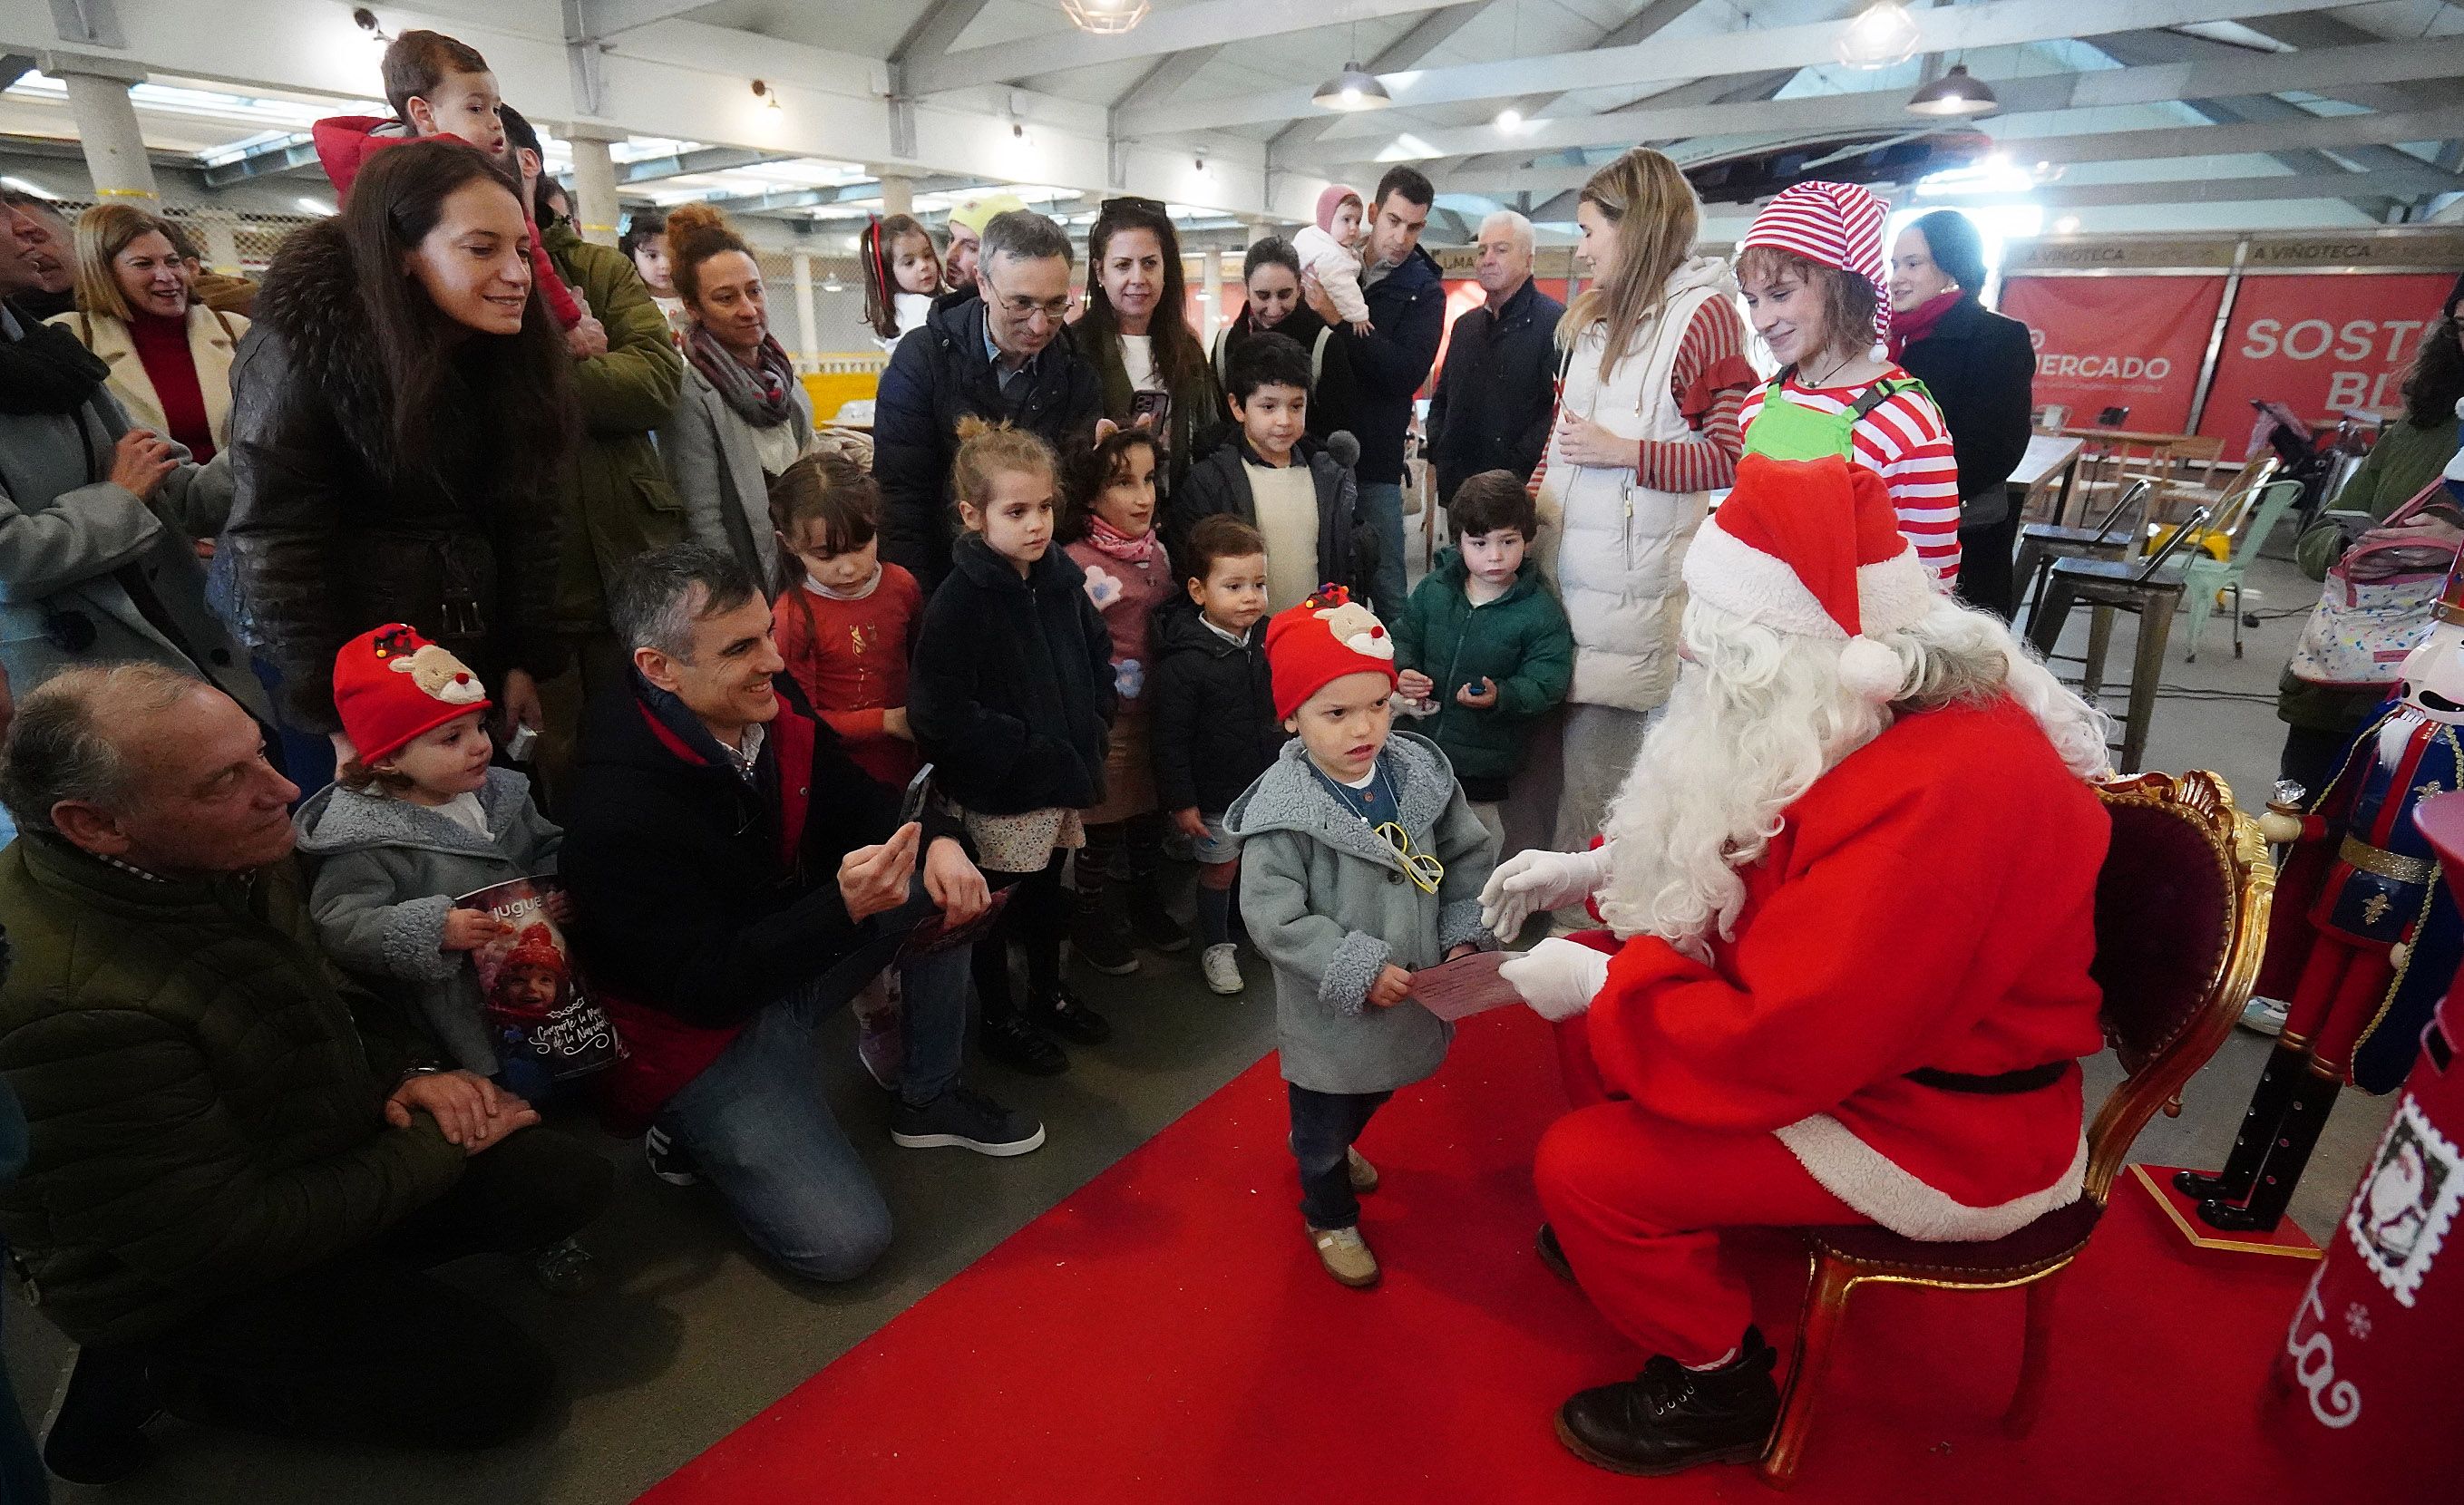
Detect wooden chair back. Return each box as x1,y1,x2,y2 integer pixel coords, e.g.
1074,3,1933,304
2080,772,2276,1202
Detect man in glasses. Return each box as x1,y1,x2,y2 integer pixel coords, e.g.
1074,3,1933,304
876,208,1102,593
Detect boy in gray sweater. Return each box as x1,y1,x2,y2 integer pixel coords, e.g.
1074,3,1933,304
1227,587,1498,1287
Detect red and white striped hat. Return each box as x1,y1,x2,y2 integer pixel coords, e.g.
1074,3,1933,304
1681,452,1932,701
1740,180,1893,342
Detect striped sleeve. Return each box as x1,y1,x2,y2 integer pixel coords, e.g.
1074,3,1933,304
1635,298,1757,495
1851,385,1962,587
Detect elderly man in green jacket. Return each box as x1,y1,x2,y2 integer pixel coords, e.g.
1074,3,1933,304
0,665,611,1485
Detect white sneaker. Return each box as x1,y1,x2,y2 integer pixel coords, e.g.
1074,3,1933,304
2240,995,2289,1036
1202,943,1244,995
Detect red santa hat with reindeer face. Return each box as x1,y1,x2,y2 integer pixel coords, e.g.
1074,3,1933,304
1680,452,1933,701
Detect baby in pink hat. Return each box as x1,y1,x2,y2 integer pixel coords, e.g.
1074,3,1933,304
1294,183,1375,335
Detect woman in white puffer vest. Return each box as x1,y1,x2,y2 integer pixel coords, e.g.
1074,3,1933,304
1535,148,1758,852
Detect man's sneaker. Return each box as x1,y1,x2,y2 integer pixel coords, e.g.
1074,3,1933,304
891,1086,1047,1156
1347,1145,1380,1194
979,1013,1069,1075
531,1237,598,1296
644,1123,699,1187
1555,1328,1781,1476
1071,909,1139,976
1030,987,1114,1044
1125,887,1191,952
42,1348,158,1487
2241,995,2290,1036
1201,942,1245,995
852,976,904,1090
1310,1224,1379,1287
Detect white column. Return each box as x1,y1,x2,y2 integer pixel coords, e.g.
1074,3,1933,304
566,129,623,248
877,173,915,218
1202,246,1223,334
791,250,820,374
49,54,156,202
1247,218,1275,247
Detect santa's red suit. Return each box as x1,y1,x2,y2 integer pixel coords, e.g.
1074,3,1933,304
1534,691,2109,1365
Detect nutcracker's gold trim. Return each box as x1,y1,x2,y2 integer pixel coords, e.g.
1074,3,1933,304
2129,1164,2324,1260
2338,835,2435,885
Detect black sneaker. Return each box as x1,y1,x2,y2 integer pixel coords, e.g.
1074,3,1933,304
644,1123,699,1187
1125,886,1191,952
891,1087,1047,1156
1030,987,1114,1044
979,1013,1069,1074
1071,909,1139,976
43,1348,158,1487
1554,1328,1780,1477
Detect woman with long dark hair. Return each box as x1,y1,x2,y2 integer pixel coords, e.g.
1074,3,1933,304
659,200,815,585
1208,236,1362,449
1887,209,2036,618
228,137,576,759
1073,197,1222,494
2276,276,2464,794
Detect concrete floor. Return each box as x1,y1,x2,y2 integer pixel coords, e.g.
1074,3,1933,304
5,539,2396,1504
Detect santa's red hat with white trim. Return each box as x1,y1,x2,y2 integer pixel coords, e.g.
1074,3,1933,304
1681,452,1932,701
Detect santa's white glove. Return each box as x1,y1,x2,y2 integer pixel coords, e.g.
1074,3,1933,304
1500,937,1612,1023
1479,845,1614,942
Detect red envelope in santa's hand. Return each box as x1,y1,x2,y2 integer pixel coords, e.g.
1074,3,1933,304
1411,950,1520,1022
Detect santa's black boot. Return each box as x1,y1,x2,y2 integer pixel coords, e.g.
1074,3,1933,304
1555,1327,1779,1476
2196,1068,2339,1233
2176,1041,2310,1204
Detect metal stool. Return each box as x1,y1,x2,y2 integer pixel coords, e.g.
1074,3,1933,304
2024,505,2213,774
2015,479,2151,630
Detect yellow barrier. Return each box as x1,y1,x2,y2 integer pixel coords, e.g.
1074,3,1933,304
802,371,880,422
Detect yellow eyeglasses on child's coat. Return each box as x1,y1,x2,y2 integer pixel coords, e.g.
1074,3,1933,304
1375,821,1446,895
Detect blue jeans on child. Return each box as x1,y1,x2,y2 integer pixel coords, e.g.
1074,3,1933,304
655,929,968,1282
1359,481,1409,618
1289,1083,1393,1231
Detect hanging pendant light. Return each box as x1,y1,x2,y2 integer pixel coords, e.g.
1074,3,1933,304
1312,62,1392,112
1063,0,1148,35
1906,63,1999,117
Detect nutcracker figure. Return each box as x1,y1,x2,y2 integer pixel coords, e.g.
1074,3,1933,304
2177,633,2464,1232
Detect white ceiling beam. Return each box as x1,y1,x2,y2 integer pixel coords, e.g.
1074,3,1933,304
889,0,996,66
1119,0,2379,135
1110,44,1223,112
567,0,710,41
1439,107,2464,196
1931,170,2453,210
908,0,1469,95
1303,31,2464,170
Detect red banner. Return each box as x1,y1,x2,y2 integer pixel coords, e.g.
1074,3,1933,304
1999,275,2225,434
2196,273,2460,453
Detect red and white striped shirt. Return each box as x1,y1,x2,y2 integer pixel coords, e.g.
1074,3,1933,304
1633,296,1758,495
1738,370,1962,586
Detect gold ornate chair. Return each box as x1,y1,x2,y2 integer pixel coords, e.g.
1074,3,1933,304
1757,772,2276,1488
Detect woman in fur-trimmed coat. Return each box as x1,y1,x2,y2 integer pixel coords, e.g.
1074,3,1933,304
224,141,575,741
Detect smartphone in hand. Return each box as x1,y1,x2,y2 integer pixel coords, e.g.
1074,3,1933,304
899,762,936,828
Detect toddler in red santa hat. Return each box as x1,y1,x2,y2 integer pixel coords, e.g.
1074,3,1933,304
294,624,566,1083
1223,585,1500,1288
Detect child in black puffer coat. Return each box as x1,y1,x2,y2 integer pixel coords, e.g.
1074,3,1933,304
911,419,1117,1074
1149,515,1283,995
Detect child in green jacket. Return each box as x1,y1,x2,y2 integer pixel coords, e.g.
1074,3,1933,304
1392,471,1575,846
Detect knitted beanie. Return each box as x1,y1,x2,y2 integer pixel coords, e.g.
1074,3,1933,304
1264,584,1398,721
333,623,492,765
1740,180,1893,344
1680,453,1932,702
1315,183,1364,235
946,191,1029,238
500,922,568,980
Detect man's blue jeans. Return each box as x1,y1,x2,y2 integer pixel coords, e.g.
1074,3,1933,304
656,929,967,1282
1359,481,1409,618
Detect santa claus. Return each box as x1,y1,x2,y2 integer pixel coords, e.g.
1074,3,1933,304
1486,452,2115,1476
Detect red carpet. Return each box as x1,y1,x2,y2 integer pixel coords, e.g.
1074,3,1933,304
639,1011,2313,1504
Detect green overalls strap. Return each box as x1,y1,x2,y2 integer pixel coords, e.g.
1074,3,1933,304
1740,372,1932,462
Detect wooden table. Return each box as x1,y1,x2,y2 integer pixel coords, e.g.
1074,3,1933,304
2010,433,2088,527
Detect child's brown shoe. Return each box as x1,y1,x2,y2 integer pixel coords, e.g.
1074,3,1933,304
1347,1145,1379,1194
1310,1225,1379,1287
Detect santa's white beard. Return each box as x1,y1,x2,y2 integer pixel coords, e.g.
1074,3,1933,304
1594,597,2109,959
